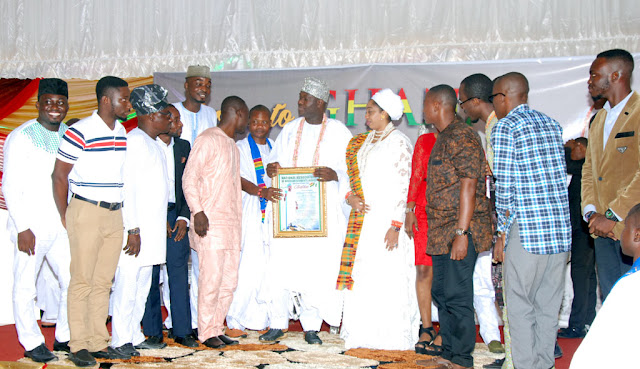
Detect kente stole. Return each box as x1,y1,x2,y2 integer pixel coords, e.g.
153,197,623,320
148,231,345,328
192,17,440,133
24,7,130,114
336,132,370,290
248,134,272,222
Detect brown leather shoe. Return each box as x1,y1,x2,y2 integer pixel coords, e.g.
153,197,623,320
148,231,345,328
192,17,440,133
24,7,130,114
202,336,226,349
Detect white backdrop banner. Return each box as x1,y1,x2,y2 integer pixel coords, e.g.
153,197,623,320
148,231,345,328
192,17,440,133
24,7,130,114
155,54,640,144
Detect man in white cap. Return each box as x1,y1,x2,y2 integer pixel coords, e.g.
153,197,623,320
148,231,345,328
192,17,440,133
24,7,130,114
4,78,72,363
174,65,218,335
109,84,171,357
260,77,352,345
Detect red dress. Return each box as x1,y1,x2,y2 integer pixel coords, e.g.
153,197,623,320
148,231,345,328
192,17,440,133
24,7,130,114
407,133,437,266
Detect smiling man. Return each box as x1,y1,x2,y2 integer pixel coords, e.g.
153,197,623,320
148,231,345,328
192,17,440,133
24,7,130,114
3,78,71,363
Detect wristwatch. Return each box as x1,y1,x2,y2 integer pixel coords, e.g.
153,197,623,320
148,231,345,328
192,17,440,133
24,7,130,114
604,209,620,222
128,227,140,235
454,228,470,236
585,211,596,221
405,207,415,214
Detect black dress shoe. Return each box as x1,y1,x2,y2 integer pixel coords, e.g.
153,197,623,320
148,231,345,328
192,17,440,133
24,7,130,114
91,346,131,360
483,358,505,369
53,339,71,353
218,335,239,346
167,328,175,339
202,336,226,349
304,330,322,345
24,343,58,363
558,326,586,338
135,336,167,350
120,343,140,357
69,349,97,367
174,335,199,348
259,328,286,342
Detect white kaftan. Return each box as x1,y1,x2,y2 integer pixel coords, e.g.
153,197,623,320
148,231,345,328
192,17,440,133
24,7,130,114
341,129,420,350
111,128,168,347
263,117,352,328
226,136,274,331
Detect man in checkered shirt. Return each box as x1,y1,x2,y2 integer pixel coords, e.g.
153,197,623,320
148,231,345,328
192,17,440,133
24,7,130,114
490,72,571,369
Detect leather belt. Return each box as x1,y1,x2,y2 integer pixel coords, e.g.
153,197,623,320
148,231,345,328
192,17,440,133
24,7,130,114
72,193,122,211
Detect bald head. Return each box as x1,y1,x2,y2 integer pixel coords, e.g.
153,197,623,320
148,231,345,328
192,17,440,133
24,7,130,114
496,72,529,101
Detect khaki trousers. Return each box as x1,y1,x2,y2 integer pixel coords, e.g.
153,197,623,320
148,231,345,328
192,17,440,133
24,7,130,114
66,197,123,352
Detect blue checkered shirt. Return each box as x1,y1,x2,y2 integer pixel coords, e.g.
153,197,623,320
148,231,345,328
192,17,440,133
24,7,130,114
492,104,571,254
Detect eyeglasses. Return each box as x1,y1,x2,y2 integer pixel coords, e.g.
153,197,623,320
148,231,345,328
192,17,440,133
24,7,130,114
457,97,477,106
488,93,506,103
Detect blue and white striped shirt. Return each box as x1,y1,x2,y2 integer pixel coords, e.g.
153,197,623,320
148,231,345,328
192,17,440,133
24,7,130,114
492,104,571,254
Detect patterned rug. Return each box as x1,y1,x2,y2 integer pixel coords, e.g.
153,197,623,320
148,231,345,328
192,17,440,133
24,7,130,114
9,331,504,369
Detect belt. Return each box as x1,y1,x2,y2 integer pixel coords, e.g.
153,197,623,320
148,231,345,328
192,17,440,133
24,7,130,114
72,193,122,211
168,203,176,211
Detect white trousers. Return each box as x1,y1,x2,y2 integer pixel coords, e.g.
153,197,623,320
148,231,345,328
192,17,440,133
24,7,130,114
268,290,323,332
189,249,199,329
13,231,70,351
160,264,173,328
110,264,152,348
36,260,61,323
473,250,501,343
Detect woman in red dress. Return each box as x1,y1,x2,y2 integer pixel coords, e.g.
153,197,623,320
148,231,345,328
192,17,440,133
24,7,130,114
405,132,442,355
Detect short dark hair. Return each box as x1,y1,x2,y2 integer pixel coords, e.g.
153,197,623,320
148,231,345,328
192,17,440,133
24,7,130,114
221,96,247,113
428,84,457,109
575,137,588,148
460,74,493,103
249,104,271,118
627,203,640,227
597,49,634,73
96,76,128,103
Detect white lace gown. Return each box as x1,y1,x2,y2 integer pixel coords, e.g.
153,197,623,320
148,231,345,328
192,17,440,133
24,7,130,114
341,129,420,350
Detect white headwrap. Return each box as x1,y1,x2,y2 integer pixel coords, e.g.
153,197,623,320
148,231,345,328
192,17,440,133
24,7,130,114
371,88,404,120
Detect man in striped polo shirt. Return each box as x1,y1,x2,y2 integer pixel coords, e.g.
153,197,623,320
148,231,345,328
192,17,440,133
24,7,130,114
52,76,132,366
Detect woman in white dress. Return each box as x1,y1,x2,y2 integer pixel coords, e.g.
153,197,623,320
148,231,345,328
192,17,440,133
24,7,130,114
338,89,419,350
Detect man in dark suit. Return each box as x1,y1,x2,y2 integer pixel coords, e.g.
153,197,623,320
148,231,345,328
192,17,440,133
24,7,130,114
559,137,597,339
141,104,198,348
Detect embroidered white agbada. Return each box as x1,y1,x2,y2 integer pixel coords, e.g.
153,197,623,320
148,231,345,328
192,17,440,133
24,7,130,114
340,129,419,350
262,117,352,327
226,136,274,331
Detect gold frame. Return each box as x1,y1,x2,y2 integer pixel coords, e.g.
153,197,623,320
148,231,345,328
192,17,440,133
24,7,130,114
272,167,327,238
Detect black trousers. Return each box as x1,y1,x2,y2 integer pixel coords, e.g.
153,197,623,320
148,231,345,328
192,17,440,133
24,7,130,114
594,237,632,301
567,226,597,329
141,205,192,338
431,234,478,368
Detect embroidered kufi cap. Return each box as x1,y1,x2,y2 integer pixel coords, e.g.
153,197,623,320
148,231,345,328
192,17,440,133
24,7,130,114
372,88,404,120
186,65,211,79
301,77,330,103
38,78,68,99
130,84,170,116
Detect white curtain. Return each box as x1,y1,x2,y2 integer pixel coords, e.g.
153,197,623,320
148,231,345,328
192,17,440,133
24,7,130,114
0,0,638,79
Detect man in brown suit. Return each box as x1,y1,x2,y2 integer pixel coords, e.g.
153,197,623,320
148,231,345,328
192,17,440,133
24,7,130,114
582,48,637,300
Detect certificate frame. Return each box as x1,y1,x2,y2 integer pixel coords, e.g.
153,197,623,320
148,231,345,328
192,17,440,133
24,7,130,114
272,166,327,238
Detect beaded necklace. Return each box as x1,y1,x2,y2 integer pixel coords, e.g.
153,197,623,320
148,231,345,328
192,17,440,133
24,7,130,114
292,115,327,167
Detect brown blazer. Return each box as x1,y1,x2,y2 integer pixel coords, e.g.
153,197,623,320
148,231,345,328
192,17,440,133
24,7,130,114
582,91,640,238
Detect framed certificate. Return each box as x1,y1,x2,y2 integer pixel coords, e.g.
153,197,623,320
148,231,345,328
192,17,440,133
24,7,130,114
272,167,327,238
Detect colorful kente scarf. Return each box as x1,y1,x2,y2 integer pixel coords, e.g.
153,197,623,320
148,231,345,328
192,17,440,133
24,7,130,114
336,132,370,290
248,134,272,222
